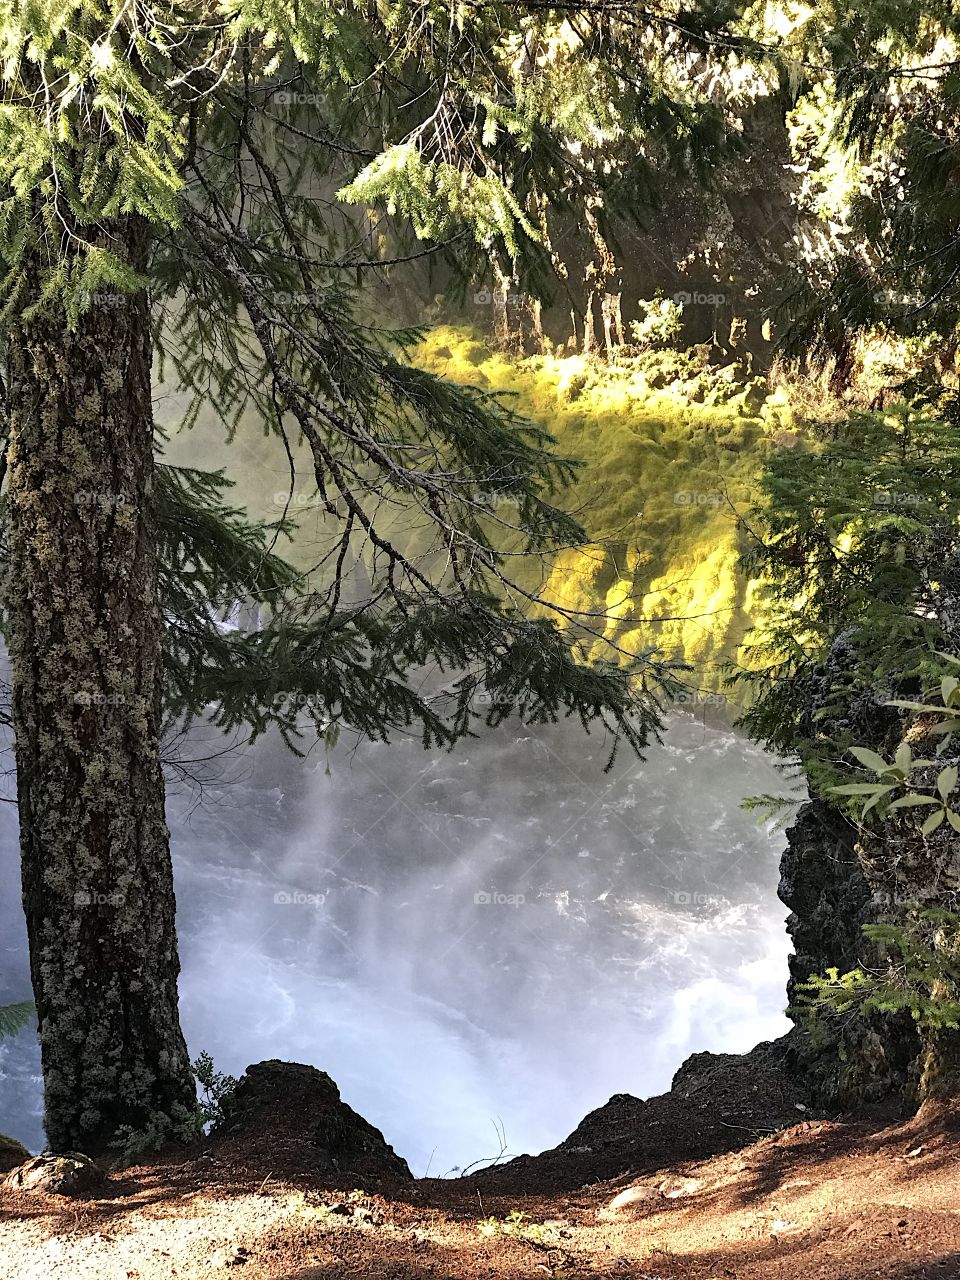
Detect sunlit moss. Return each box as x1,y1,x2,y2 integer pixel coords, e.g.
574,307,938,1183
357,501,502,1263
169,325,794,709
415,327,795,703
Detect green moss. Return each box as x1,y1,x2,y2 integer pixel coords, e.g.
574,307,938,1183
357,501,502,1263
415,327,795,704
169,325,795,712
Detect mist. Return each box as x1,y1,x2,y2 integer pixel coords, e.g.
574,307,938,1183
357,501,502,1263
0,710,792,1173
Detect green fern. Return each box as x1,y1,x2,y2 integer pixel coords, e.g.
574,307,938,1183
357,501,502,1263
0,1001,35,1039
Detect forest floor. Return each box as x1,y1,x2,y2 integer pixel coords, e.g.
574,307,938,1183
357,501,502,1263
1,1049,960,1280
3,1101,960,1280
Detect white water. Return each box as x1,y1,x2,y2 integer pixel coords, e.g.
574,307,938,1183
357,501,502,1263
0,713,792,1173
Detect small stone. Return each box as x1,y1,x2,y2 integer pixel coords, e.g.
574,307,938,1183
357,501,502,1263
658,1175,701,1199
605,1185,658,1212
210,1246,249,1267
772,1218,800,1236
5,1153,105,1197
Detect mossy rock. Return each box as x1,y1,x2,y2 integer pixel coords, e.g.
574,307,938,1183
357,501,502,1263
412,326,799,693
0,1134,31,1174
6,1153,105,1196
461,342,487,366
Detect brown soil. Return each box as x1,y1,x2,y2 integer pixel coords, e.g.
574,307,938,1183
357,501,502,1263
3,1100,960,1279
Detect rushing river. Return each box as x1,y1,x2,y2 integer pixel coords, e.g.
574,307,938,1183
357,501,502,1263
0,713,792,1173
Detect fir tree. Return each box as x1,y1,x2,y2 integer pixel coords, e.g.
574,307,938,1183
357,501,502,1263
772,2,960,391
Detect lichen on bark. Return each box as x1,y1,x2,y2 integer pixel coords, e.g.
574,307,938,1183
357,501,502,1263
4,216,196,1154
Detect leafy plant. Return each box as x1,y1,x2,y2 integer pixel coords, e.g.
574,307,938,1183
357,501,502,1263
630,297,683,348
111,1113,206,1165
802,658,960,1094
829,655,960,834
107,1053,238,1162
478,1209,564,1245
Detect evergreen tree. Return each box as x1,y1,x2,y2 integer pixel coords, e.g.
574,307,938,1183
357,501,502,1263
726,1,960,1103
736,402,960,1098
773,2,960,391
736,403,960,772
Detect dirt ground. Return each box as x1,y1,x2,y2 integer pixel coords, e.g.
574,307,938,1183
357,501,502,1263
3,1107,959,1280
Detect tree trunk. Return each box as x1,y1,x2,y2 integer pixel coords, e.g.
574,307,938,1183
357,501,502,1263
4,217,196,1155
491,261,513,347
582,292,598,354
918,1025,960,1105
918,967,960,1108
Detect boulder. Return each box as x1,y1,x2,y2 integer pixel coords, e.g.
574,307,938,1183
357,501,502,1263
215,1060,412,1180
604,1184,659,1214
5,1153,105,1196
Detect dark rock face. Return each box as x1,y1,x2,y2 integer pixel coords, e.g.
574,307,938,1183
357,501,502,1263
0,1135,30,1174
5,1153,105,1196
776,630,922,1111
215,1060,412,1181
475,1039,813,1194
779,801,919,1109
779,800,872,1003
670,1039,809,1121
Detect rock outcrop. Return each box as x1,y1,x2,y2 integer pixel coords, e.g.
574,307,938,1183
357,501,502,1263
475,1039,813,1194
776,630,924,1111
779,800,920,1110
213,1060,412,1181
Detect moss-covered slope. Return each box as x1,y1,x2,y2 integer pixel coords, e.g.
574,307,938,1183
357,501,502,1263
416,327,797,701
